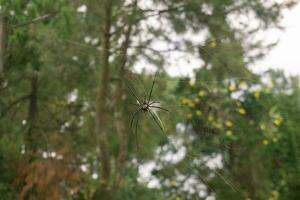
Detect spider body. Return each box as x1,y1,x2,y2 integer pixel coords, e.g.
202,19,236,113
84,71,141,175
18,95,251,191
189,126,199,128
126,73,169,148
141,102,149,112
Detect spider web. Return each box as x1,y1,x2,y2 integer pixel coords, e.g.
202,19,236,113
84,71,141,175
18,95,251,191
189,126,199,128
125,70,265,197
7,21,270,199
118,31,274,198
121,63,269,199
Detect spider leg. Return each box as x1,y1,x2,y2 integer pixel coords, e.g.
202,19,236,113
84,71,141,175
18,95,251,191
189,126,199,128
147,72,158,104
148,109,165,134
135,113,139,150
130,108,142,129
149,105,169,112
149,101,160,106
125,82,142,104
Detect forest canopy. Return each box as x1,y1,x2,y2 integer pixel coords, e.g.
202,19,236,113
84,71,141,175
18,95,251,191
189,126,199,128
0,0,300,200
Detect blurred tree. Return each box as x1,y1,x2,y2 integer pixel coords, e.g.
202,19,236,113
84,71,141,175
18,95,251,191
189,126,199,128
173,69,300,200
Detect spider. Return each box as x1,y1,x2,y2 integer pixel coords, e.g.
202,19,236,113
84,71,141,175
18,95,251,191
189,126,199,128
127,73,169,147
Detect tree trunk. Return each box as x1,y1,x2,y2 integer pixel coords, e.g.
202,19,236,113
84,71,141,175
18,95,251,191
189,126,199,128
111,2,138,196
112,22,133,195
0,16,7,87
26,71,39,157
93,1,113,200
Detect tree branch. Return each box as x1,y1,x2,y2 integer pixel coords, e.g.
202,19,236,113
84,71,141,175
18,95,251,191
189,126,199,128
9,12,58,30
0,94,29,118
137,4,186,21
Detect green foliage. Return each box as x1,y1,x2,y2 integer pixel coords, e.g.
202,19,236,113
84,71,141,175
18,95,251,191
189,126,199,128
1,0,299,199
169,69,300,199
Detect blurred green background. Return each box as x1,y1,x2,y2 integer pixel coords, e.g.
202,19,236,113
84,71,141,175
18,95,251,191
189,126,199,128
0,0,300,199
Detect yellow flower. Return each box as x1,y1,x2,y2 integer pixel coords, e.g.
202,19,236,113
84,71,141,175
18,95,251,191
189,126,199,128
260,124,266,131
254,91,260,99
217,123,222,129
238,108,246,115
239,81,248,89
198,90,206,97
196,110,202,117
180,98,189,105
209,40,217,48
170,180,177,187
273,119,281,126
226,130,232,136
225,120,233,128
263,139,269,146
273,117,283,126
228,84,236,92
194,98,200,103
213,122,222,129
208,114,214,122
188,102,195,108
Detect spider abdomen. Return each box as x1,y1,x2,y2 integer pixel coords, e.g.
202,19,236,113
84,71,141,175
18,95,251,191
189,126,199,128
142,103,148,111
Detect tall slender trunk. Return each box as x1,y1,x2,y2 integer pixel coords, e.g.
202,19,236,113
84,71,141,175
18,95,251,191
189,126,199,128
0,16,7,87
26,71,38,157
112,22,133,194
111,2,138,196
93,1,113,200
